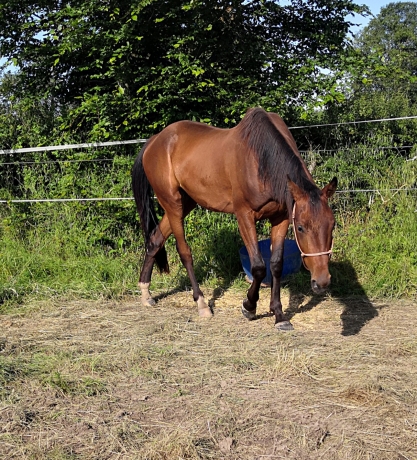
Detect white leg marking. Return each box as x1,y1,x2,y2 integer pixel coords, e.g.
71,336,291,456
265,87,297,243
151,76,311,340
197,295,212,318
139,282,156,307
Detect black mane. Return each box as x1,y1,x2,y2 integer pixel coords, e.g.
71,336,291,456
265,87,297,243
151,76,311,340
238,108,321,209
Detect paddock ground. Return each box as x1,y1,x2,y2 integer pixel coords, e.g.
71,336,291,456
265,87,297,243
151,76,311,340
1,288,416,459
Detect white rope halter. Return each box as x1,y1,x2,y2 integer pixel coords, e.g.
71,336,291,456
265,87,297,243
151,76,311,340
292,203,333,266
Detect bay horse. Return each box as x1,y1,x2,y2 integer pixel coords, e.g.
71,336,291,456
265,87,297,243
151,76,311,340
132,107,337,330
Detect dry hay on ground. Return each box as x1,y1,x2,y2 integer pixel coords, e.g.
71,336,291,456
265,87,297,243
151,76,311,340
1,288,417,459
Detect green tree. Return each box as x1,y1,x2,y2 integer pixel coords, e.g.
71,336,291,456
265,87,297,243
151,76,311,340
357,2,417,88
319,2,417,147
0,0,365,142
354,2,417,128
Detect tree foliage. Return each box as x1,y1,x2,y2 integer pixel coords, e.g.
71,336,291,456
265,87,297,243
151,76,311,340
0,0,365,142
357,2,417,82
354,2,417,117
316,2,417,147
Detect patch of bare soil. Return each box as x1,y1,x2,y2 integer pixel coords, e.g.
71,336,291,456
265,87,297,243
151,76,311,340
1,287,417,459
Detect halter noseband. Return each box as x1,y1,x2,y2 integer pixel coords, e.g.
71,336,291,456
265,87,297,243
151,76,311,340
292,203,333,266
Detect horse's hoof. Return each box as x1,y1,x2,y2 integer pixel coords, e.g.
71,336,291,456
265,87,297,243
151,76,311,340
275,321,294,331
142,298,156,307
198,307,213,318
241,304,257,321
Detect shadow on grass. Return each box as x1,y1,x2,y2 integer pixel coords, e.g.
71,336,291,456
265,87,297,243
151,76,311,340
285,260,380,336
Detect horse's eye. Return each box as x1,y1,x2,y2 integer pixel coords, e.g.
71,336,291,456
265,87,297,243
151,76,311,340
297,225,303,233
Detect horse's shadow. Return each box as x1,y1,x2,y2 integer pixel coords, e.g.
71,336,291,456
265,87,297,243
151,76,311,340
284,260,380,336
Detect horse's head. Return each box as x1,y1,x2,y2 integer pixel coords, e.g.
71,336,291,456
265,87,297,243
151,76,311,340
288,177,338,294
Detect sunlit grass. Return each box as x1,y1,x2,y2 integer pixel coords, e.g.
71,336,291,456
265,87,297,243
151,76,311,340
0,148,416,306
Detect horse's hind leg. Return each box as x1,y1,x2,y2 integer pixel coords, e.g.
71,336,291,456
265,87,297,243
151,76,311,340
139,214,172,306
162,199,212,318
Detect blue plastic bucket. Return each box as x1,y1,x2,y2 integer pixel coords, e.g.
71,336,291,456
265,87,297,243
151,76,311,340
239,238,302,285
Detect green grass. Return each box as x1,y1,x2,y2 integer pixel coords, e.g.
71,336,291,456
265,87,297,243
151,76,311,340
333,190,417,297
1,150,416,307
1,195,415,309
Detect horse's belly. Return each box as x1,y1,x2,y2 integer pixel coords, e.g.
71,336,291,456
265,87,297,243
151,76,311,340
182,182,234,213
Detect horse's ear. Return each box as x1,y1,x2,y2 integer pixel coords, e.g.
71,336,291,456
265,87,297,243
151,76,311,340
322,177,338,199
287,176,305,202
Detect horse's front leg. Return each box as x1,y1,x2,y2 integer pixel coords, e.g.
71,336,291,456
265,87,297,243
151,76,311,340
236,213,266,321
270,219,294,331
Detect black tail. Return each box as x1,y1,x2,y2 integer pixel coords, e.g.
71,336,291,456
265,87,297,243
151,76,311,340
132,141,169,273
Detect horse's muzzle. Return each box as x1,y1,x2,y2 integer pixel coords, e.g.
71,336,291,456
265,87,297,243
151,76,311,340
311,275,331,294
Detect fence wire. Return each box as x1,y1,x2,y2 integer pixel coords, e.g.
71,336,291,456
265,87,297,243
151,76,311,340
0,121,415,203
